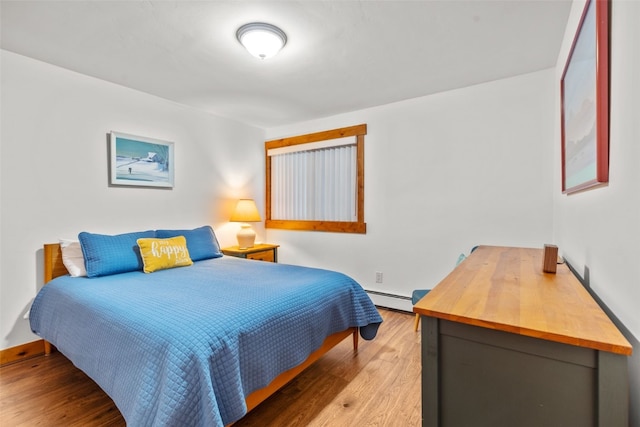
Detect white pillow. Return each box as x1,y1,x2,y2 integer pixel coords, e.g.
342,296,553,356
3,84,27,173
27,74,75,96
59,239,87,277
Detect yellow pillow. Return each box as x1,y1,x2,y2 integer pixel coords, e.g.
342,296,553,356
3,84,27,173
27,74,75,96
137,236,193,273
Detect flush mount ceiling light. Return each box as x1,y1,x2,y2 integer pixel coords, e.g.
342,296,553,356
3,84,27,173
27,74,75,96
236,22,287,60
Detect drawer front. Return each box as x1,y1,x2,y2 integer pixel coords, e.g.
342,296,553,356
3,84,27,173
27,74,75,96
247,250,275,262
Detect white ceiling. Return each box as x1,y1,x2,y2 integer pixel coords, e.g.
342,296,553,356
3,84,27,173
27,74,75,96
0,0,571,128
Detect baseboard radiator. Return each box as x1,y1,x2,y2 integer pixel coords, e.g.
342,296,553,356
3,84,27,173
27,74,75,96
365,290,413,313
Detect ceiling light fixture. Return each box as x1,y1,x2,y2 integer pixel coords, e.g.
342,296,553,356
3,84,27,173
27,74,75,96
236,22,287,60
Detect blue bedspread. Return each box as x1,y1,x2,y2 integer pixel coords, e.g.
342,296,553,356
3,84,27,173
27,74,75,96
30,256,382,426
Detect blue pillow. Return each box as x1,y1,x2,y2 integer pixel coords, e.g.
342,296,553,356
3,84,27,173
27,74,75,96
155,225,222,261
79,230,156,277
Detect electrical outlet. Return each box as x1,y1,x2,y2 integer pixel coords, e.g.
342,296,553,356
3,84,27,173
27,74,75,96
375,272,383,283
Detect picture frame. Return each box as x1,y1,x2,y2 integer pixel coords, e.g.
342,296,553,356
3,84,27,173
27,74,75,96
109,131,175,188
560,0,610,194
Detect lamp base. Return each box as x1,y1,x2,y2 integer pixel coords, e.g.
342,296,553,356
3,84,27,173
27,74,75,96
237,224,256,249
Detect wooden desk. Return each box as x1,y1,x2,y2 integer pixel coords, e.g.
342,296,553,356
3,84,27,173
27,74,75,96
413,246,632,427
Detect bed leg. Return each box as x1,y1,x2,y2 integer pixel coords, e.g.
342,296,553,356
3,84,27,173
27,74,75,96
352,328,359,352
44,340,52,355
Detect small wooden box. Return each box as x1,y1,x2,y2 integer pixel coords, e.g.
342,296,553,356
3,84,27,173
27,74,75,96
542,244,558,274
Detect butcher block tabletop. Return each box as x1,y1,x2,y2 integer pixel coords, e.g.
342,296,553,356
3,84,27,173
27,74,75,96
413,246,632,355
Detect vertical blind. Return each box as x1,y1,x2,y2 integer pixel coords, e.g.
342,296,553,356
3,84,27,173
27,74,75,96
270,142,357,221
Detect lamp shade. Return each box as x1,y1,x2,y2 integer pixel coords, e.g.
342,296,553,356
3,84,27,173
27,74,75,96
230,199,261,222
236,22,287,59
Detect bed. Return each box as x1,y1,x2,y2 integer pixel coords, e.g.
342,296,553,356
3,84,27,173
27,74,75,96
30,230,382,426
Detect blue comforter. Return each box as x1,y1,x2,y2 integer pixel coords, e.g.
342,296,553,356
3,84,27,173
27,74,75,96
30,256,382,426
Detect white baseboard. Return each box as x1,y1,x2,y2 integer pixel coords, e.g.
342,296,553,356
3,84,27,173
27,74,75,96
366,290,413,312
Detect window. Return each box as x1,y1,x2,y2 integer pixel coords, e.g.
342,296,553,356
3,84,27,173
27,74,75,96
265,124,366,233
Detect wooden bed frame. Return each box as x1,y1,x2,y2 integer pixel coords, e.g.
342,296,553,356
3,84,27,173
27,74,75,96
43,243,358,424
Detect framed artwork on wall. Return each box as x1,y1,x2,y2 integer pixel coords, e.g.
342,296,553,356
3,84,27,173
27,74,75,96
109,131,175,188
560,0,610,194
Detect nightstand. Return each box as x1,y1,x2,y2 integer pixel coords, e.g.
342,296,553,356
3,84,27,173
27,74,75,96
221,243,279,263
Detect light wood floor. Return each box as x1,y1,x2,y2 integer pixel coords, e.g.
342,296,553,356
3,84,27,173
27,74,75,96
0,308,421,426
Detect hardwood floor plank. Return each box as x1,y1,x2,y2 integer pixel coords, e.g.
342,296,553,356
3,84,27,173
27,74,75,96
0,308,420,426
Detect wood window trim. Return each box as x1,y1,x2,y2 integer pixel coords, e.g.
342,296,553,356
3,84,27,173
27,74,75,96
265,124,366,234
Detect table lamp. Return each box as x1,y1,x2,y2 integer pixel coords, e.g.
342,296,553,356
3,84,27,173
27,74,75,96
230,199,262,249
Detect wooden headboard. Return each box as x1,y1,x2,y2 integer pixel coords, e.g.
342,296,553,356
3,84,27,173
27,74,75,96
44,243,69,283
42,243,69,354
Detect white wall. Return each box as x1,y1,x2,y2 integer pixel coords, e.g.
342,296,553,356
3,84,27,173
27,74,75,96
0,50,265,350
554,0,640,421
265,69,556,310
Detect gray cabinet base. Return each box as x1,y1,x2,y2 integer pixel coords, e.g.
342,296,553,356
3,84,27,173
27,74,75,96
421,317,628,427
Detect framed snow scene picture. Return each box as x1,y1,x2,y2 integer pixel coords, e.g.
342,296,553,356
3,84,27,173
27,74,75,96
109,131,175,188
